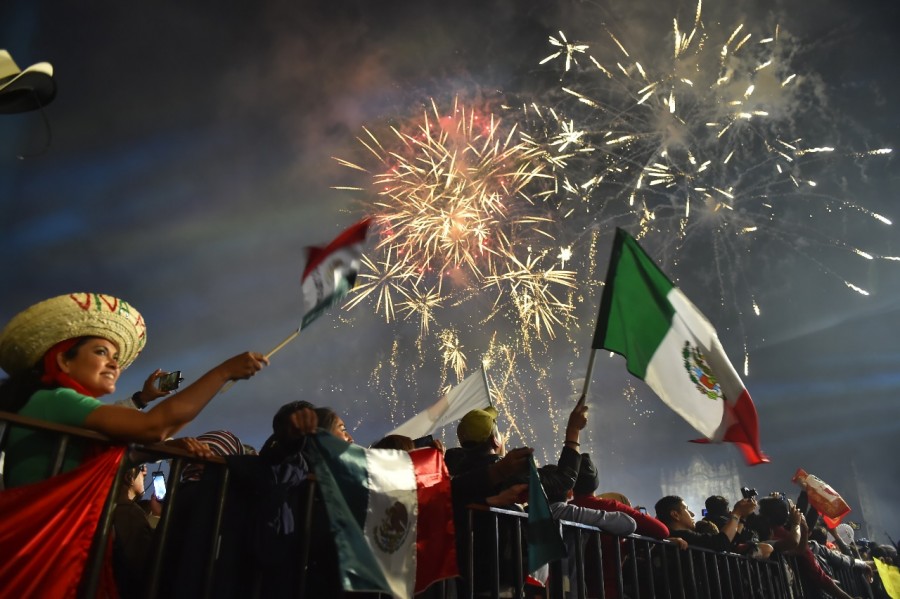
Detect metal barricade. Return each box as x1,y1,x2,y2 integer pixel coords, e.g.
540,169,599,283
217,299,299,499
0,410,317,599
0,411,878,599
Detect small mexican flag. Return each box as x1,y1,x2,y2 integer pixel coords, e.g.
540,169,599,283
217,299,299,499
593,229,768,466
300,218,370,329
307,433,458,598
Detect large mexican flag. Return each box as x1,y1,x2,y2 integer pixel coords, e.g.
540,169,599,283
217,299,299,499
593,228,768,465
307,433,458,598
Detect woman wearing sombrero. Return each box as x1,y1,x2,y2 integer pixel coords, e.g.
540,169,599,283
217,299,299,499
0,292,268,488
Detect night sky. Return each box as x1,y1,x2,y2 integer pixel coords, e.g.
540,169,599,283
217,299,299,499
2,0,898,542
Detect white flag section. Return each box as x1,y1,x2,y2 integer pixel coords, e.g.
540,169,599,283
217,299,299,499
388,369,491,439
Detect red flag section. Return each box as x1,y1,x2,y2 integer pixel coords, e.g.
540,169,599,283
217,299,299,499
0,446,125,598
409,447,458,593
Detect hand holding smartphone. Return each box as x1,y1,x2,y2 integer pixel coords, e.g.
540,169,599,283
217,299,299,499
156,371,183,392
151,471,167,501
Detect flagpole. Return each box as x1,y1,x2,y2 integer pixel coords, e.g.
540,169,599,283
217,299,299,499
218,327,302,395
480,358,493,407
579,348,598,403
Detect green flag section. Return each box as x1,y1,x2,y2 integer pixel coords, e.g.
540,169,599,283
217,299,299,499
593,228,768,466
307,433,458,598
526,456,566,573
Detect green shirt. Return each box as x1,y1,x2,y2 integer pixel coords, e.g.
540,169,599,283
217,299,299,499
5,387,103,488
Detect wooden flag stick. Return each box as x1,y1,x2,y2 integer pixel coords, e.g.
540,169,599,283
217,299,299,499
218,327,302,395
264,328,302,359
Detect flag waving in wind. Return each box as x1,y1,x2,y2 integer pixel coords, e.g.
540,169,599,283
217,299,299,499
307,433,458,598
300,218,370,329
593,229,768,465
388,368,492,439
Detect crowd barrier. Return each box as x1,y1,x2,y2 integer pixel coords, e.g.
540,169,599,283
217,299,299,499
0,411,876,599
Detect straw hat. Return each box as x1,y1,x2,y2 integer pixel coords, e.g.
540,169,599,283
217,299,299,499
0,293,147,375
0,49,56,114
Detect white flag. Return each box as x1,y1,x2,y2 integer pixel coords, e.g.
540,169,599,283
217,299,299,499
388,369,491,439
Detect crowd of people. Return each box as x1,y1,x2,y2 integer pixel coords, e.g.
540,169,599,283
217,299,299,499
1,292,898,599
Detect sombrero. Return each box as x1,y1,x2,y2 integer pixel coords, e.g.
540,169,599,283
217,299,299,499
0,49,56,114
0,293,147,375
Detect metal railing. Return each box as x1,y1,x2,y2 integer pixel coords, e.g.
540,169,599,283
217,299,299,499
0,411,877,599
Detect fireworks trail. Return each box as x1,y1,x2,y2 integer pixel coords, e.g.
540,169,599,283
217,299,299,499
333,1,893,460
335,97,584,455
527,0,894,372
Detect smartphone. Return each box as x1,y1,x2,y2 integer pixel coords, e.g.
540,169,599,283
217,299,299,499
638,507,648,515
157,371,183,392
412,434,434,448
702,508,708,517
152,472,167,501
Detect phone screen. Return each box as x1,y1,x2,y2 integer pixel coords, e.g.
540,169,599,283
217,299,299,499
157,371,183,392
412,434,434,448
152,473,167,500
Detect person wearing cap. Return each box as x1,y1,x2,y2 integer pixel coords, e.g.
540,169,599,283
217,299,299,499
447,405,505,477
0,293,269,488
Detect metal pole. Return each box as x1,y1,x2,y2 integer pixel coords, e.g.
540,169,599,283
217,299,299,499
579,348,598,402
480,361,493,407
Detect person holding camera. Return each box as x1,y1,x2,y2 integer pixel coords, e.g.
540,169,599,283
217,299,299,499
655,494,762,552
0,292,269,488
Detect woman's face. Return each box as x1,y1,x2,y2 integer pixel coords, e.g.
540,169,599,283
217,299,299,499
58,338,121,396
330,416,354,443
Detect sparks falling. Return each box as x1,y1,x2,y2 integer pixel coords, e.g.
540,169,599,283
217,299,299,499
333,1,893,461
530,0,894,373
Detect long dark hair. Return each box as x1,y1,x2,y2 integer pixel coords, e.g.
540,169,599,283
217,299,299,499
0,337,89,412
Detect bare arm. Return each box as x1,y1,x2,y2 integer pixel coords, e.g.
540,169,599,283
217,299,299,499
770,506,803,553
83,352,267,442
720,498,757,542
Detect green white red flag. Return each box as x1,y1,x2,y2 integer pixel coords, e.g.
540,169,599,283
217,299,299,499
300,218,370,329
592,228,769,466
307,433,458,598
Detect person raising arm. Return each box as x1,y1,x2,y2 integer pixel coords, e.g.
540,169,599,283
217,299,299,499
0,293,267,487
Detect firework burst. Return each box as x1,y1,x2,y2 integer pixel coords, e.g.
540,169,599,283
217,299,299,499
335,97,586,454
528,0,894,371
333,1,893,462
337,97,578,344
